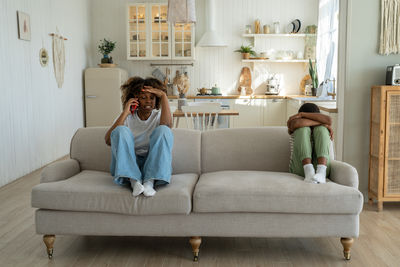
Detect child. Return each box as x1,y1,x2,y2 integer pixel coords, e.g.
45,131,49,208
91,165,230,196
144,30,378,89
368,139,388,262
104,77,173,197
287,103,333,183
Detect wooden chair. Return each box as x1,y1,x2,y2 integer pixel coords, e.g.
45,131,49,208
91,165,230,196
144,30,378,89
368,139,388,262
181,102,222,131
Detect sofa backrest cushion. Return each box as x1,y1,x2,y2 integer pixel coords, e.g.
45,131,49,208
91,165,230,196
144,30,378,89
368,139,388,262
70,127,201,174
70,127,111,172
201,127,290,173
170,128,201,174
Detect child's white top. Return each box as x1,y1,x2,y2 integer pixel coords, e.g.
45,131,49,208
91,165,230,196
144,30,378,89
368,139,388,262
124,109,161,156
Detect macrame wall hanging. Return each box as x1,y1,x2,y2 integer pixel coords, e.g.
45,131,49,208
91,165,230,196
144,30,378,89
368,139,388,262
49,29,67,88
379,0,400,55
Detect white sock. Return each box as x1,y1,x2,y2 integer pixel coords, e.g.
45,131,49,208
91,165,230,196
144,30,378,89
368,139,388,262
131,179,144,196
313,165,327,184
143,179,156,197
303,164,316,183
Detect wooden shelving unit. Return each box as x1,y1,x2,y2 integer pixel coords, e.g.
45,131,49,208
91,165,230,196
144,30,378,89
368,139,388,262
369,85,400,211
241,33,316,69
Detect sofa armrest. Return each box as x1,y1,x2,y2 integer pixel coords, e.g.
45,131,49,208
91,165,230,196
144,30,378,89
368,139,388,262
40,159,80,183
329,160,359,188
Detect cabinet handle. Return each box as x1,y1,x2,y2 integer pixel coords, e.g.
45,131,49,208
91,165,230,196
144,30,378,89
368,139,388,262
86,95,97,98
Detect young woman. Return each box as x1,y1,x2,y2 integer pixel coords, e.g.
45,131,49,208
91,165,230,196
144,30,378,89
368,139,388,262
104,77,173,197
287,103,333,183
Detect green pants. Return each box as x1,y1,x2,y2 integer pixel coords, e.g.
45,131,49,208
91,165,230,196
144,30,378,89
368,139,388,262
289,126,331,177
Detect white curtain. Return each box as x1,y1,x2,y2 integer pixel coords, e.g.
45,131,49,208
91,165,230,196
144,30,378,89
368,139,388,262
316,0,339,85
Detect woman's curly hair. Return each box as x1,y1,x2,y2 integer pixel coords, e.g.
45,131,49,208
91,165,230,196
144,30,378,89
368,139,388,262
120,77,167,110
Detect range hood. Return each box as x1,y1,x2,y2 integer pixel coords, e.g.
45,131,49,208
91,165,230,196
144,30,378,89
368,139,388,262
197,0,227,47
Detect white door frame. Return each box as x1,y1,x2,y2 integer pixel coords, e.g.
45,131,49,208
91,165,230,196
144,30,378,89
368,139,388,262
335,0,351,161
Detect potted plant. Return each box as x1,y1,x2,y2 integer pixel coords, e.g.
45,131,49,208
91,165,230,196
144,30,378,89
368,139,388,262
98,38,116,64
235,45,256,59
308,58,318,96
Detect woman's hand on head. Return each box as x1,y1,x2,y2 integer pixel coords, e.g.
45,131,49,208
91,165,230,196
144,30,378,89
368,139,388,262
142,86,166,98
123,98,139,115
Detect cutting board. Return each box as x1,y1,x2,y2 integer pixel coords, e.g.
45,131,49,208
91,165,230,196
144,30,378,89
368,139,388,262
237,67,253,95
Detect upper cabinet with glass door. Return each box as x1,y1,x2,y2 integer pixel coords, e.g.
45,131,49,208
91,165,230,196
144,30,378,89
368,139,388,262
128,4,147,58
173,23,195,59
150,4,170,59
127,3,195,60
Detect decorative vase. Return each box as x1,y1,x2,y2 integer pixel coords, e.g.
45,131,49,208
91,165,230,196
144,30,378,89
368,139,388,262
311,87,317,96
178,98,187,111
101,54,113,64
242,53,250,59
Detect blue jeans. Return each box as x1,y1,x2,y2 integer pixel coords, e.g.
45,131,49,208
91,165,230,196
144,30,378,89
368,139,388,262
110,125,174,186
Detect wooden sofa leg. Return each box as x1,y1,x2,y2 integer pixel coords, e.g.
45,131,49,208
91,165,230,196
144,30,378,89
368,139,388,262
43,235,55,259
189,236,201,261
340,237,353,260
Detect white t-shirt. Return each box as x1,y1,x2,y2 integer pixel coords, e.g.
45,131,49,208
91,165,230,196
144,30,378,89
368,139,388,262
123,109,161,156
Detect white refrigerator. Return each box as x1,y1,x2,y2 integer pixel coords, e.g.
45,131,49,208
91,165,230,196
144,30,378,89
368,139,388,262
84,68,128,127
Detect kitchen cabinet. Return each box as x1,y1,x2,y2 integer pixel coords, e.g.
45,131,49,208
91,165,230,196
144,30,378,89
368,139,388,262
286,99,302,120
232,99,263,128
127,3,195,60
263,99,287,126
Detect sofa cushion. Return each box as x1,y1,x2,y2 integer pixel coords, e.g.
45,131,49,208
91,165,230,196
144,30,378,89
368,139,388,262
193,171,363,214
32,170,199,215
70,127,201,175
201,127,291,173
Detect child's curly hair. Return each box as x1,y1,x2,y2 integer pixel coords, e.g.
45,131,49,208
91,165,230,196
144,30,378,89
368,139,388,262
120,77,167,110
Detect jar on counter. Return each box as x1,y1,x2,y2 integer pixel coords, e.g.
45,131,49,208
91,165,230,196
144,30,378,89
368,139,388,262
273,22,280,34
254,20,261,34
245,25,252,34
263,24,270,34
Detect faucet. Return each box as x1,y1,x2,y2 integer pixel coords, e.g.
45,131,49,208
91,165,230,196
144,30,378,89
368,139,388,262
325,78,336,100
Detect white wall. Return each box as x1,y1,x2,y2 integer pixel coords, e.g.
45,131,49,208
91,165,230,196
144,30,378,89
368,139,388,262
343,0,400,197
90,0,318,95
0,0,91,187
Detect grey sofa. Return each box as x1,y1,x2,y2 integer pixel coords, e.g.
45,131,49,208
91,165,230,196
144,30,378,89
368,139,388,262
31,127,363,261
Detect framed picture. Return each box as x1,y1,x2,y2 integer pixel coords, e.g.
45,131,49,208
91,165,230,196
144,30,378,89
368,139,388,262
17,11,31,41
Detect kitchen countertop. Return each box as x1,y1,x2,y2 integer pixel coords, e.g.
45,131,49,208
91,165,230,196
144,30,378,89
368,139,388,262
168,95,337,113
313,103,338,113
168,95,305,99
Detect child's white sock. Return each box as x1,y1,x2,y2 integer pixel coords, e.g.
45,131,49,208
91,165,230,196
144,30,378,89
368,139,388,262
143,179,156,197
303,164,316,183
313,165,327,184
131,179,144,196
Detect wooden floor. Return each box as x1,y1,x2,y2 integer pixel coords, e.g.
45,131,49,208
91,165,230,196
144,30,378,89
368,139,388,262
1,163,400,267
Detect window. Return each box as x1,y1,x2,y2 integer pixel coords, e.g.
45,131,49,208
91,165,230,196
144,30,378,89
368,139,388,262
316,0,339,90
